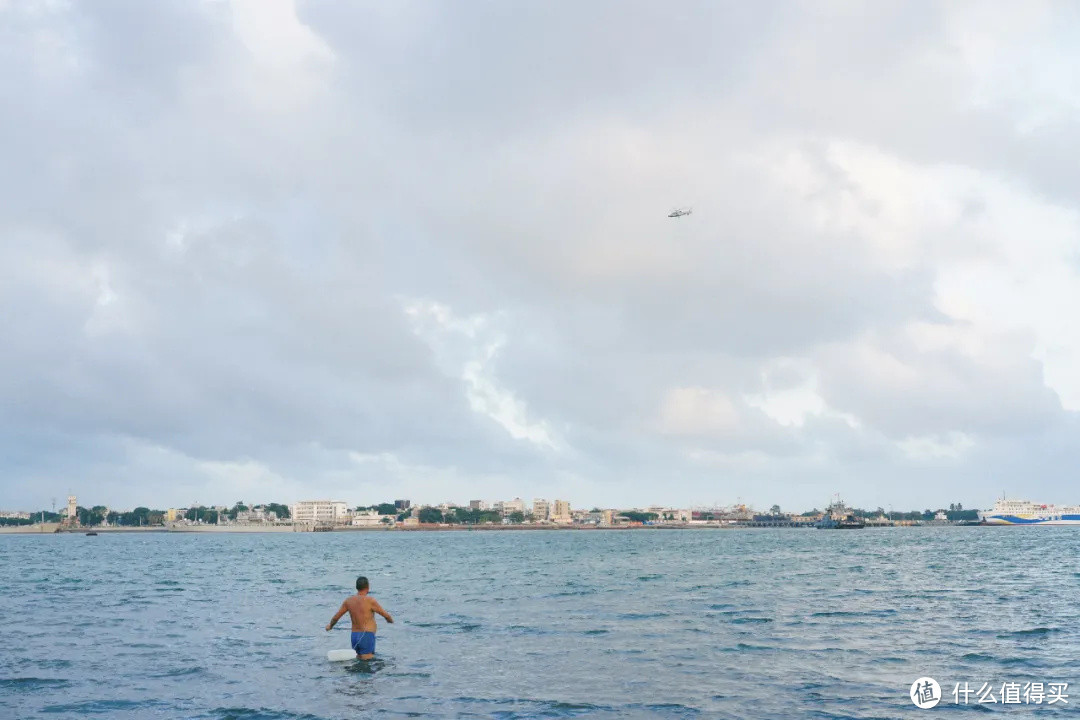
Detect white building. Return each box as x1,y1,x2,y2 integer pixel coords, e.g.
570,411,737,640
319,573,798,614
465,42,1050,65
351,510,390,526
469,500,488,510
291,500,349,525
532,499,550,521
650,507,691,522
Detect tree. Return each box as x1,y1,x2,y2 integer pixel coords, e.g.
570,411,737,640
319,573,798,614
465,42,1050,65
24,510,62,524
418,507,443,524
769,504,781,515
185,506,217,523
620,511,658,523
113,507,154,526
264,503,290,519
374,503,397,515
77,506,105,527
507,511,524,524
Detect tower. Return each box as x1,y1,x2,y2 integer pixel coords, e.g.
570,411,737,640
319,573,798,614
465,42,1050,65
67,495,77,521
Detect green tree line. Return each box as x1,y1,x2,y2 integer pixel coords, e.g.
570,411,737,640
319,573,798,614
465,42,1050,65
415,507,525,524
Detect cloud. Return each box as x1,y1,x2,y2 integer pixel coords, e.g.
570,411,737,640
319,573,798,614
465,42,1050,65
404,299,561,451
658,387,740,438
2,0,1080,511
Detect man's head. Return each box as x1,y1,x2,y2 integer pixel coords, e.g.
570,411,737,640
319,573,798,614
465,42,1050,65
356,576,369,593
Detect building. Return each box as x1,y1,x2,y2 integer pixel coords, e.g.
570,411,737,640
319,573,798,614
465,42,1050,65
532,499,550,521
291,500,349,525
551,499,571,523
651,508,691,522
67,495,77,520
236,508,277,523
351,510,389,526
495,498,525,516
469,500,488,511
165,508,180,523
395,499,411,510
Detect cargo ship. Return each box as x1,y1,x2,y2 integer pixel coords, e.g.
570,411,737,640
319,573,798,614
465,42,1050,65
977,498,1080,525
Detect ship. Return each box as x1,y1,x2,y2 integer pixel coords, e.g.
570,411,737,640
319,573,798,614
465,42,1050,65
815,497,865,529
977,498,1080,525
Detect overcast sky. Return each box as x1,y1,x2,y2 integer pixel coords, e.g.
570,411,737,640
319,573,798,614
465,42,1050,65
3,0,1080,512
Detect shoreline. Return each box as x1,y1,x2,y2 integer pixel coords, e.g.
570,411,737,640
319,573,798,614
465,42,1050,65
0,522,990,535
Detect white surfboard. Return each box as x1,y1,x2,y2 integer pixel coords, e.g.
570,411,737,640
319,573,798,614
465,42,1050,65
327,648,357,662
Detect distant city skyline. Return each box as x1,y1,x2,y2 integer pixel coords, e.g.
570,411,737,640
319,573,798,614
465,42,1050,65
4,3,1080,512
0,491,1004,517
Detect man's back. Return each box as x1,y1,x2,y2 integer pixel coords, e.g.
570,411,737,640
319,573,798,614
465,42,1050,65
343,594,378,632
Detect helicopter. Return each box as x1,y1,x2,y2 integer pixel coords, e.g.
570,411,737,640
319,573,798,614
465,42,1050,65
667,207,693,218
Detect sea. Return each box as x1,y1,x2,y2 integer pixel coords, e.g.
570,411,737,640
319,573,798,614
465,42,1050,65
2,527,1078,719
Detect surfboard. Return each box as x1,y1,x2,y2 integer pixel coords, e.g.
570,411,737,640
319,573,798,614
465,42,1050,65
327,648,357,662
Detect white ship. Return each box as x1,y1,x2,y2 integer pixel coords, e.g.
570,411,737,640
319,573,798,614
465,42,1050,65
978,498,1080,525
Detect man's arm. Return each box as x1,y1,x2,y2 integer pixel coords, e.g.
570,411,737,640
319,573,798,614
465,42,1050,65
325,602,348,631
371,598,394,623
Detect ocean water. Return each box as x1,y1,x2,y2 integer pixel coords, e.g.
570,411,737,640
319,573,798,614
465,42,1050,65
2,527,1079,719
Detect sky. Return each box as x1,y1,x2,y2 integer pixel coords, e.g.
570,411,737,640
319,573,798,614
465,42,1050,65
3,0,1080,513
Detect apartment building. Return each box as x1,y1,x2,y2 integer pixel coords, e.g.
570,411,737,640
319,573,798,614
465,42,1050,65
291,500,349,525
551,499,571,523
495,498,525,516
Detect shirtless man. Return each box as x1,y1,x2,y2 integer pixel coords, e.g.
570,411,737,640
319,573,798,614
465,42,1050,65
325,576,394,659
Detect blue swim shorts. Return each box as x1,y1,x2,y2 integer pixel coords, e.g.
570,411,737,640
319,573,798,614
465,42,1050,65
351,631,376,656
